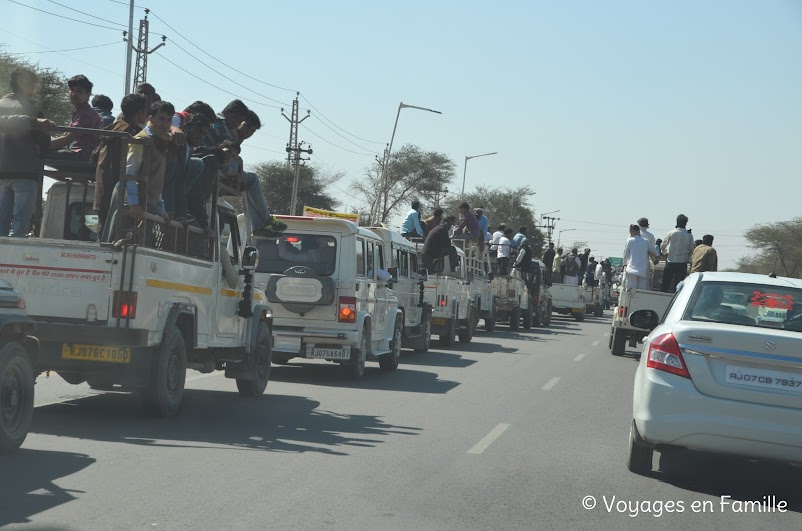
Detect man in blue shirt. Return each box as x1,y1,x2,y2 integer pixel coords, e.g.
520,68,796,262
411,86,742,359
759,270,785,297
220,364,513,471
475,207,489,237
512,226,527,250
400,199,424,239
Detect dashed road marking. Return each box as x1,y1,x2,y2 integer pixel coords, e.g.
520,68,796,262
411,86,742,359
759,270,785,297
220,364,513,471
467,423,511,455
574,354,585,362
592,340,600,347
542,377,561,390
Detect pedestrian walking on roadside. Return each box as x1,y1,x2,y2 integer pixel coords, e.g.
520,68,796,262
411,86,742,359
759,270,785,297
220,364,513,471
660,214,695,292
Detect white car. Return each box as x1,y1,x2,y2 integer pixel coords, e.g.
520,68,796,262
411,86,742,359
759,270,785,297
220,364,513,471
628,272,802,474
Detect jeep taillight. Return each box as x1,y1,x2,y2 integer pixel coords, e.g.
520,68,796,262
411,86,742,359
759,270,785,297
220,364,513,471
338,296,356,323
646,333,690,379
113,290,138,319
618,306,627,317
437,295,448,307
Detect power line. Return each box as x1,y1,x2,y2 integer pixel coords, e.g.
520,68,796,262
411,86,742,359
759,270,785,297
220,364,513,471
0,27,122,77
5,41,120,55
309,114,378,154
304,126,378,156
300,94,384,145
146,8,295,93
102,0,134,5
7,0,123,31
42,0,127,28
153,50,283,110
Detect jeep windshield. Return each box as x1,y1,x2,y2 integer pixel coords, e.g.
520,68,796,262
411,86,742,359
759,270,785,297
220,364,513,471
254,234,337,276
684,281,802,332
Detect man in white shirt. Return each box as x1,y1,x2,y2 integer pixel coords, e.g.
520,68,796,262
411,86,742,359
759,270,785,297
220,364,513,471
623,224,657,290
638,217,655,248
489,223,506,256
497,228,513,275
660,214,695,293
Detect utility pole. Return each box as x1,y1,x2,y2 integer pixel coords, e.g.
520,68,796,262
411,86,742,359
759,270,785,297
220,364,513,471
132,9,166,92
123,0,135,94
282,93,310,168
286,141,313,215
540,215,559,243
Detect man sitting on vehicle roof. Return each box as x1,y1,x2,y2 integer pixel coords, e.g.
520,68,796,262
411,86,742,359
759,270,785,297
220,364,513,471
453,202,483,251
422,215,459,273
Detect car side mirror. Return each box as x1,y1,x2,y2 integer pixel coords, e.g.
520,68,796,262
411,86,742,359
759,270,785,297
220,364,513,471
241,246,259,271
418,268,428,281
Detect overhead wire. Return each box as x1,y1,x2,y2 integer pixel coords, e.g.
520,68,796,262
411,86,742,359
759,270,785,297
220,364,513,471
7,0,124,31
5,41,121,54
304,126,378,157
42,0,128,28
299,94,384,145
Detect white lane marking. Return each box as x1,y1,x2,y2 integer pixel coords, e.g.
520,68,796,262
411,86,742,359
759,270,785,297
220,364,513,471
542,377,561,390
592,340,600,346
603,332,610,337
574,354,585,362
467,423,511,455
36,372,224,408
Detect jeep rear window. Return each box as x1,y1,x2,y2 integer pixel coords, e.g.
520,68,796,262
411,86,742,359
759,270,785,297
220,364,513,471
254,234,337,276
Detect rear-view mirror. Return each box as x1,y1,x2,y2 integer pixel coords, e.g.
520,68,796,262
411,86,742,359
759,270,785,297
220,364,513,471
241,246,259,271
418,268,428,281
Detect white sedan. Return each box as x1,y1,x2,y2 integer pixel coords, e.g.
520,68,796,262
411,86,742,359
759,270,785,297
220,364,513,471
628,271,802,474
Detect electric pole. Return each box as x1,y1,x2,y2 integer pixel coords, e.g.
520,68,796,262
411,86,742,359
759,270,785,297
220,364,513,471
286,142,313,215
124,0,135,94
282,93,310,168
131,9,166,93
540,215,559,244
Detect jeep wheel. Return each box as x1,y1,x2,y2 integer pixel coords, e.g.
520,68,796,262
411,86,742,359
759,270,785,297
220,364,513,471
509,306,520,330
439,318,455,347
0,342,34,455
611,329,626,356
523,303,534,330
414,310,431,353
237,321,272,397
458,307,474,343
143,326,186,418
380,317,403,371
574,311,585,323
594,305,603,318
542,301,552,327
345,325,369,379
485,297,496,332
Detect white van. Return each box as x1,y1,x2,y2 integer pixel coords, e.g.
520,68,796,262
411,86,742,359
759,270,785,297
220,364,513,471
240,215,403,379
368,228,432,352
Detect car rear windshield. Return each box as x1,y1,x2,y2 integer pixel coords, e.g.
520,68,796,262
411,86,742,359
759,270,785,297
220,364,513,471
254,234,337,276
684,281,802,332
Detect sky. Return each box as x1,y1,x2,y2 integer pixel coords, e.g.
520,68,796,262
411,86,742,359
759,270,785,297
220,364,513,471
2,0,801,268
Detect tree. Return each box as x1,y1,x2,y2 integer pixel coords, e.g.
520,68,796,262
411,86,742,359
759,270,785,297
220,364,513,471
354,143,455,225
440,185,545,251
251,161,341,216
732,217,802,278
0,49,70,124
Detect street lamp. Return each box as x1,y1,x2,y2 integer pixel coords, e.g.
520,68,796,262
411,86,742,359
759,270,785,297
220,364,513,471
557,228,575,249
461,151,498,199
372,102,442,222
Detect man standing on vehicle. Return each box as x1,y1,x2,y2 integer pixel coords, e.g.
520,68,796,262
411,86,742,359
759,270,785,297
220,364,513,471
623,224,657,290
489,223,506,256
562,248,582,286
584,256,598,287
542,242,556,286
401,199,424,239
552,247,564,283
660,214,695,292
496,228,514,275
423,207,443,236
48,74,103,161
475,207,489,237
512,226,527,250
690,234,718,273
578,248,591,283
422,216,459,273
0,67,53,237
638,217,655,248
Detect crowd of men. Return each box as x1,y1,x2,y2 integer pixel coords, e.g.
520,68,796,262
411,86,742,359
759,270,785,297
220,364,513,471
0,68,287,239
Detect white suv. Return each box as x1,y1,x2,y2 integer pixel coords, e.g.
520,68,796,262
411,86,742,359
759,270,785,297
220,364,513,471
241,216,404,379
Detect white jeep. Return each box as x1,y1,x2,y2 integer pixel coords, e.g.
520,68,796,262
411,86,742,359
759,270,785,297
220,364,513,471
243,216,404,378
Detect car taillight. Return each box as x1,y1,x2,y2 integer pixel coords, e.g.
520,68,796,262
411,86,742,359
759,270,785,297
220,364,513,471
113,290,138,319
646,333,690,379
338,296,356,323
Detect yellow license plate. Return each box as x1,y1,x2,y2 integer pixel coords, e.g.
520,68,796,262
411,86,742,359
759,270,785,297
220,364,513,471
432,318,446,326
61,344,131,364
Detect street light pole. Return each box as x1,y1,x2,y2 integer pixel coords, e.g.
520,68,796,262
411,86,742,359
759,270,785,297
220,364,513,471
461,151,498,200
372,102,442,223
557,228,575,249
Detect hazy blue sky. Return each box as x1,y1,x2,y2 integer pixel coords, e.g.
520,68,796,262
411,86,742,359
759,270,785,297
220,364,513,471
3,0,801,267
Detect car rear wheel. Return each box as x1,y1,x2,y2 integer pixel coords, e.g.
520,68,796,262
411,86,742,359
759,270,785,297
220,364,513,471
380,317,403,371
611,329,626,356
236,321,272,397
627,421,653,475
0,342,34,455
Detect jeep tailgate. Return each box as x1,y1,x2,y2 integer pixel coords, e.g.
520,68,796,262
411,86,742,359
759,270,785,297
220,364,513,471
0,239,114,321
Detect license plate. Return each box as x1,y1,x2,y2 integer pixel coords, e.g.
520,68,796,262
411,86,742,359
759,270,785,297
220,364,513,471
725,365,802,392
306,346,351,360
62,344,131,364
432,317,446,326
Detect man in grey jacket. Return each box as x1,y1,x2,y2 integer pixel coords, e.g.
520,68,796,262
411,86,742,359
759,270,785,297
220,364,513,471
0,68,53,237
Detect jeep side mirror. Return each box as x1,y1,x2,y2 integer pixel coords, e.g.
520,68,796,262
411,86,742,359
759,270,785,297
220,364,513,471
241,246,259,271
418,268,428,281
388,266,398,281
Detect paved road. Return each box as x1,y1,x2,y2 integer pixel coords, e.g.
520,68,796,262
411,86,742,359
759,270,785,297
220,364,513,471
2,315,801,530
